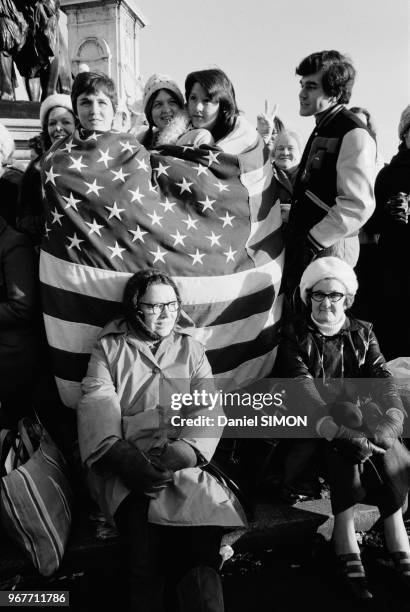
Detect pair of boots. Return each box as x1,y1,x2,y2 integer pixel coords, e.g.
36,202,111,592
177,566,224,612
337,551,410,601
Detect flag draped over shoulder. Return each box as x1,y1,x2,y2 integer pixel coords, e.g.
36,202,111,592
39,129,283,408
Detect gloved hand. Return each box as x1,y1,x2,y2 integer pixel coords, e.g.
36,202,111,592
150,440,198,472
385,193,409,223
332,425,385,463
96,440,173,493
371,410,404,450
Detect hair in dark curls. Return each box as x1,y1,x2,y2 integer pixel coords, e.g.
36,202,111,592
296,50,356,104
185,68,239,141
71,71,117,117
122,268,181,338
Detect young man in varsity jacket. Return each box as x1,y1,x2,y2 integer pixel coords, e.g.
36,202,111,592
283,50,376,299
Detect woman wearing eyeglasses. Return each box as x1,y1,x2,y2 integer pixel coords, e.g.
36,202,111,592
77,268,245,612
276,256,410,601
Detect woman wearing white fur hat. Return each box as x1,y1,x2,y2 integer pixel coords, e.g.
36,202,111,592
277,256,410,601
138,73,213,150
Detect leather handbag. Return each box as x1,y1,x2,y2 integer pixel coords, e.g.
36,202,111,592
0,417,73,576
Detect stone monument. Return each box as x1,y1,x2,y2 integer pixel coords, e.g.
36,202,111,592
61,0,146,110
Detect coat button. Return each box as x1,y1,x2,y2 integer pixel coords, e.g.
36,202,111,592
152,367,160,374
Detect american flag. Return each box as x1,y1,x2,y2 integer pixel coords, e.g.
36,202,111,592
39,129,284,408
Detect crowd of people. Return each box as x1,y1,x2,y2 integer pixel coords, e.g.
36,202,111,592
1,49,410,611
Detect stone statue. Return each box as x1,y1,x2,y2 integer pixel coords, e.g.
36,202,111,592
0,0,72,101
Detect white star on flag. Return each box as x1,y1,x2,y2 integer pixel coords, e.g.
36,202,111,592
159,198,176,213
149,246,167,263
111,167,130,182
85,219,104,236
206,231,221,246
148,181,159,193
86,132,101,141
128,226,148,243
182,214,198,230
108,241,126,259
44,223,51,239
189,249,205,265
128,186,145,204
155,162,170,177
84,179,104,196
120,140,138,153
170,229,186,246
195,164,209,177
214,180,229,193
176,177,193,194
198,196,216,212
67,233,84,250
105,201,125,220
50,208,64,225
45,166,61,185
205,151,220,166
97,149,113,168
62,192,81,211
147,210,163,227
223,246,237,262
219,211,235,227
136,158,149,172
62,141,77,153
68,156,87,173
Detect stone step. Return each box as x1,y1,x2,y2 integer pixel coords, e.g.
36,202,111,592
0,499,380,581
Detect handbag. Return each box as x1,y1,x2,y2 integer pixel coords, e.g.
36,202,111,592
0,417,73,576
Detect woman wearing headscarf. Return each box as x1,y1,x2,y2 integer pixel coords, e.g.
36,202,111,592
277,256,410,600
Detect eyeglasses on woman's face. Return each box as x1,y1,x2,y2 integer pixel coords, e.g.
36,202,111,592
138,300,179,315
310,291,345,303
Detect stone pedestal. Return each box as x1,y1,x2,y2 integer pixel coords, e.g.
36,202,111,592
0,101,41,166
60,0,147,107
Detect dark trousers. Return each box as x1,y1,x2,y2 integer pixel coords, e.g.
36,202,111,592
114,492,223,612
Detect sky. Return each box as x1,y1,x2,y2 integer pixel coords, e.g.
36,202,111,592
136,0,409,161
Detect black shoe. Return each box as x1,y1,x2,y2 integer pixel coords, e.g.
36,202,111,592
336,553,373,600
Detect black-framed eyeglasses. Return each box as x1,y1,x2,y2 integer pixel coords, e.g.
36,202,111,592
310,291,345,303
138,301,179,314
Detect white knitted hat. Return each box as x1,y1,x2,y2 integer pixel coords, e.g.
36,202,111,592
299,256,358,304
398,105,410,140
39,94,74,131
143,73,184,116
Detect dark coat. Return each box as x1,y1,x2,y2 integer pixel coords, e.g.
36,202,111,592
276,316,403,423
276,315,409,516
370,143,410,263
0,216,39,396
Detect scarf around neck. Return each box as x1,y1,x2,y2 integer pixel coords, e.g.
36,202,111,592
311,312,346,337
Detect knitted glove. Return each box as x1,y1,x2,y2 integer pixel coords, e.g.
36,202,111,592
97,440,173,493
332,425,385,464
371,409,404,450
385,193,409,223
151,440,198,472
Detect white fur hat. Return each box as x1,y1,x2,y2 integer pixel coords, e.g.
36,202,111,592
299,256,358,304
398,105,410,140
39,94,74,131
0,122,14,163
143,74,184,116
